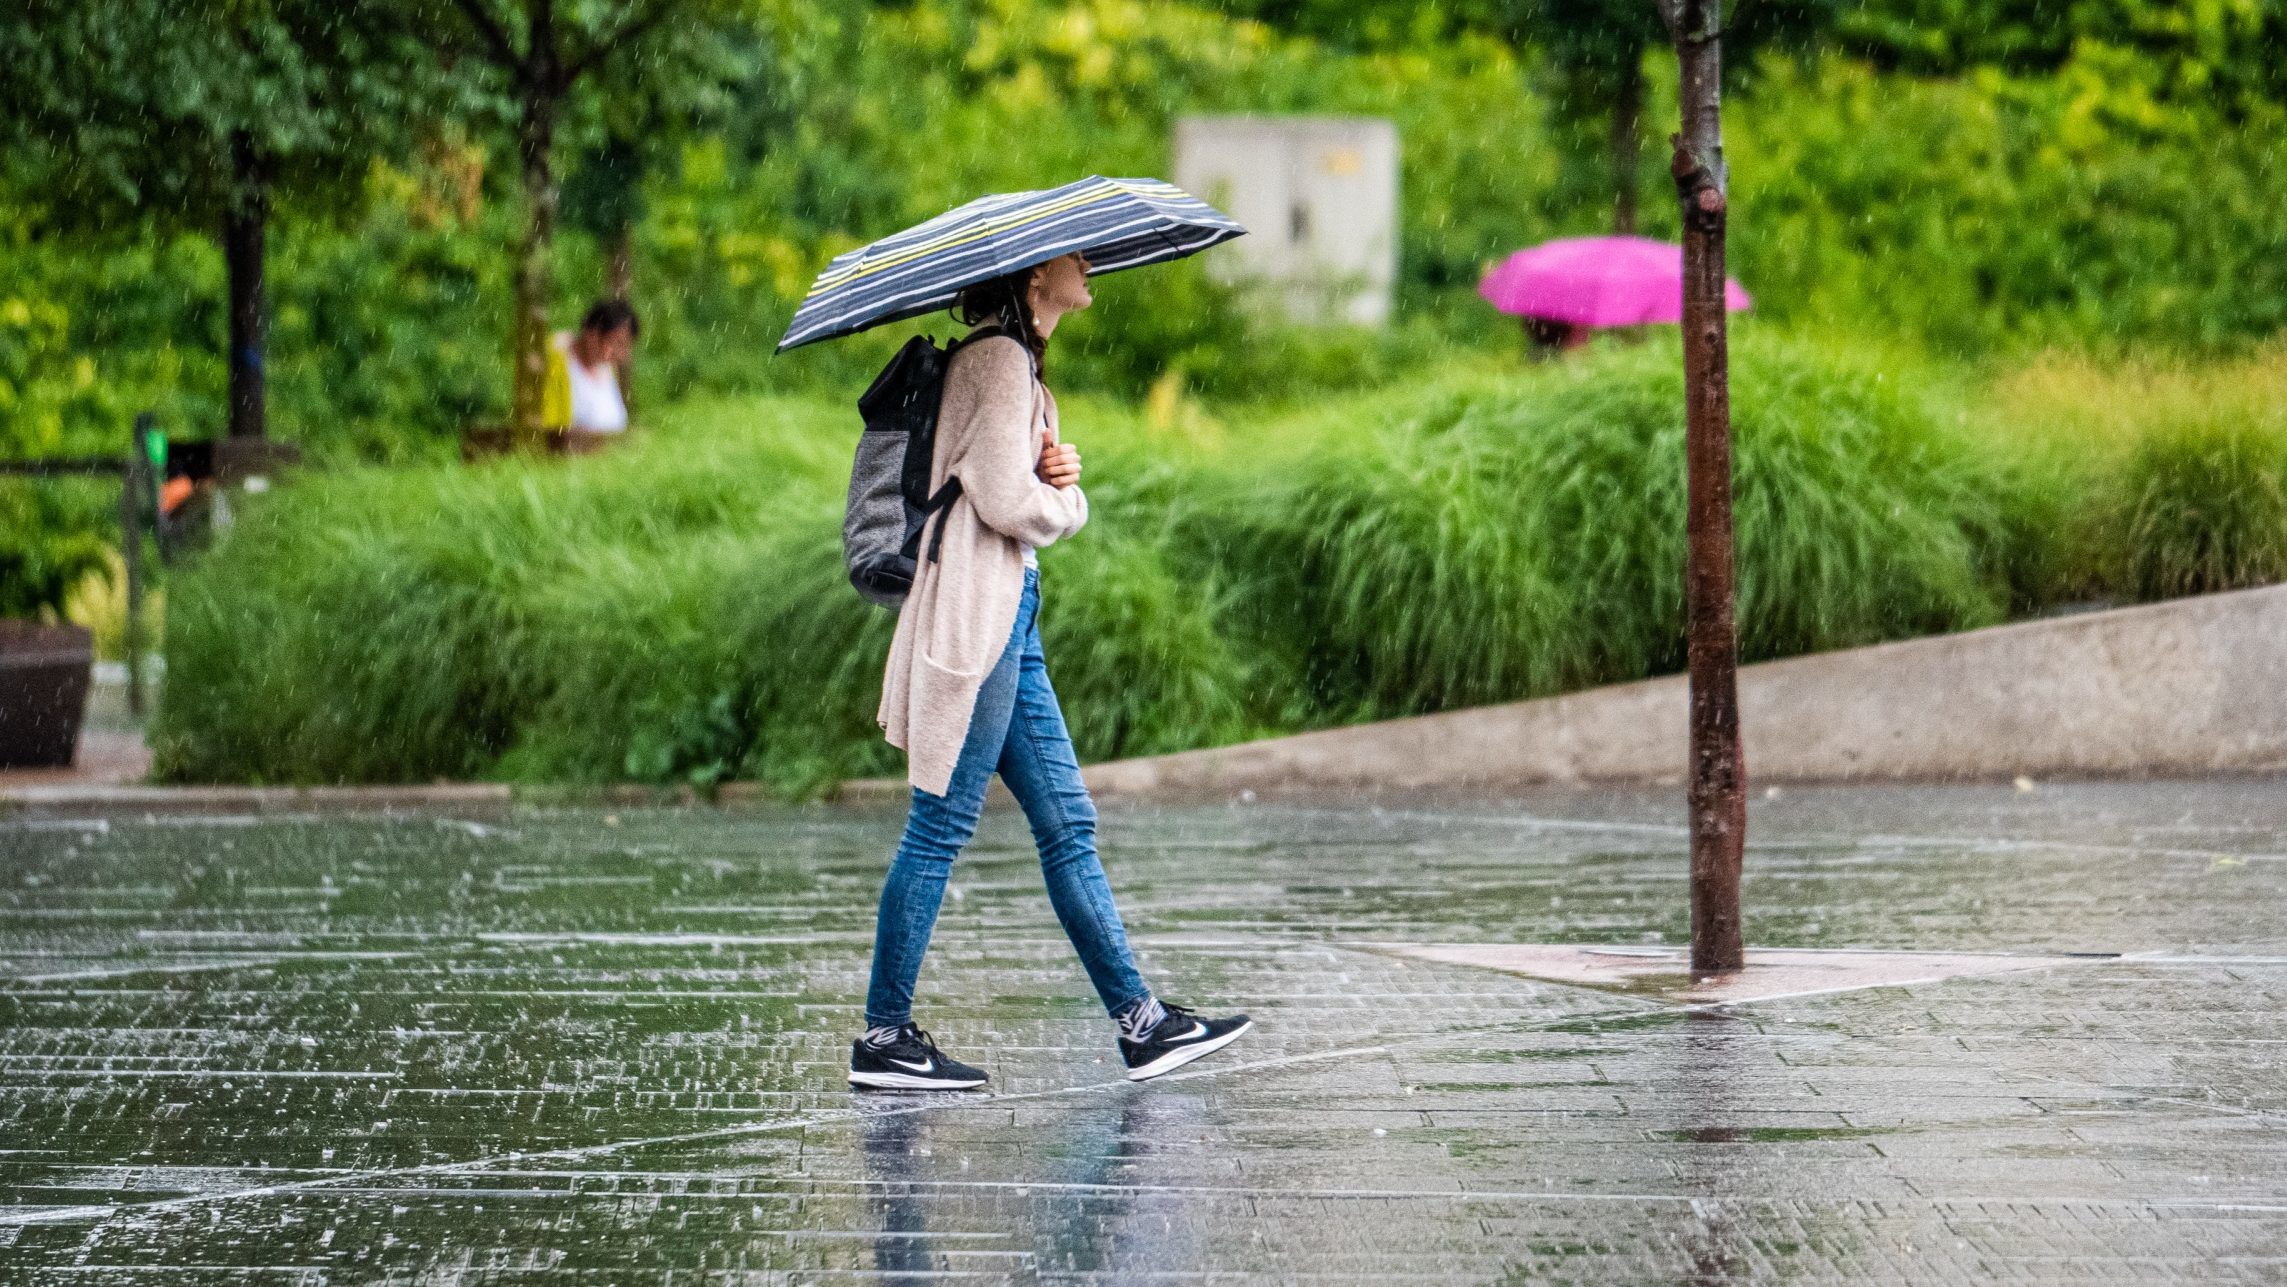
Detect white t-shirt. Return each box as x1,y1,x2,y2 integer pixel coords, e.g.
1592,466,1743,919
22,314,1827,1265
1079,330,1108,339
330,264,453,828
557,333,628,432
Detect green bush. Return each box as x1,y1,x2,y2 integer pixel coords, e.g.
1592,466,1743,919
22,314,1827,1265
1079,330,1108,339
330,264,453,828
1034,522,1255,760
2106,416,2287,601
1185,336,2016,722
159,333,2116,790
1054,257,1492,405
152,397,852,783
155,388,1263,788
497,520,901,794
1,288,124,619
1980,345,2287,607
0,480,113,619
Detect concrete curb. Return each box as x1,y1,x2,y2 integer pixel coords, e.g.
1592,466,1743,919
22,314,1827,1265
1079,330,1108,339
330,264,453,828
0,778,906,818
1,783,515,817
1057,583,2287,798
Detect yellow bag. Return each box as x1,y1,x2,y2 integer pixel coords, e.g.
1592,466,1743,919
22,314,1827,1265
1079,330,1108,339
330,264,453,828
539,335,573,431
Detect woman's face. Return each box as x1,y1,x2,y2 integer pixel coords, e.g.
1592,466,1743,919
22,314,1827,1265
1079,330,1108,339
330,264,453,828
1029,252,1093,314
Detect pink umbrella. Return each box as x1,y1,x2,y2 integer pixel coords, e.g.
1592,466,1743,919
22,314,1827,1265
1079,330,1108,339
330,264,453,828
1478,235,1750,328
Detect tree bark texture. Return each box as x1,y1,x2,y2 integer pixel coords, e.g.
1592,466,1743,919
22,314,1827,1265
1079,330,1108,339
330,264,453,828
468,0,666,439
1660,0,1745,975
503,0,565,439
224,133,268,441
510,87,560,438
608,220,634,302
609,218,635,417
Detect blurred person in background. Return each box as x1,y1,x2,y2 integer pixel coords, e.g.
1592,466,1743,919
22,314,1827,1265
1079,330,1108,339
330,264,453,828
545,300,639,453
1523,314,1588,359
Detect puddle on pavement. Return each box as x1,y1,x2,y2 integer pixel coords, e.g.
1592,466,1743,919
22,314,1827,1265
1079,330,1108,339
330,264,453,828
3,779,2285,1277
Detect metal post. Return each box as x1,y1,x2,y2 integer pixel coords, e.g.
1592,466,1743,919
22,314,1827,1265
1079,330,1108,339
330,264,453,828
1660,0,1745,975
121,414,153,718
226,133,269,443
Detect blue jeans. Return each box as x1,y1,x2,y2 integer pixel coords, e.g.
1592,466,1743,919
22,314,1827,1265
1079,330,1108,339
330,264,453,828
864,569,1152,1029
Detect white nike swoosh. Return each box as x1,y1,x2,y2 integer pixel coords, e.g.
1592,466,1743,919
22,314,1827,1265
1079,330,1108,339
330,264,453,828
888,1056,935,1073
1168,1021,1209,1042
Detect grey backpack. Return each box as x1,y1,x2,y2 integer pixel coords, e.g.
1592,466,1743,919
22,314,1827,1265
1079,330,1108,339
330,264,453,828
842,331,984,607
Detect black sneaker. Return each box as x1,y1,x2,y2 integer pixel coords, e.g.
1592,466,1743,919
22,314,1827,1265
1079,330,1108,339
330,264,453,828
848,1024,989,1091
1119,1003,1253,1082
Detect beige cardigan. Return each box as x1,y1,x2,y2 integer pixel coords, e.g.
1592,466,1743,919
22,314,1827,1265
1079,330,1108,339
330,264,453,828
877,334,1088,794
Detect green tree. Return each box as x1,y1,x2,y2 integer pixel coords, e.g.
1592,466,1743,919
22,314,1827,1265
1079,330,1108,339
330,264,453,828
1218,0,1838,235
1837,0,2285,115
0,0,441,445
559,15,783,405
396,0,770,437
1509,0,1670,233
1486,0,1837,234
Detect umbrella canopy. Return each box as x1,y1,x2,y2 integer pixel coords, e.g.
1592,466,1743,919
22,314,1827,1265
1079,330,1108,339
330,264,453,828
1478,235,1750,329
776,176,1246,352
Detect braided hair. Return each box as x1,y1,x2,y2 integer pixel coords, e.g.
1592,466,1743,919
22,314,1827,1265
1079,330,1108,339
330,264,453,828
952,267,1049,379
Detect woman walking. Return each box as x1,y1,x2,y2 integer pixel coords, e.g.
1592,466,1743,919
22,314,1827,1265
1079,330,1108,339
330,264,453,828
850,249,1252,1090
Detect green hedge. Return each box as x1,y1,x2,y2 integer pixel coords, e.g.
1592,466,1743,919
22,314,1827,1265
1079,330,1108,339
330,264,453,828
1191,341,2018,723
157,333,2287,791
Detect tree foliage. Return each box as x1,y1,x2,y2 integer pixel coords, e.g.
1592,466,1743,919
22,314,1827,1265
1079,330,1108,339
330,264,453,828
382,0,773,432
0,0,438,234
0,0,464,444
1836,0,2286,115
0,0,2281,469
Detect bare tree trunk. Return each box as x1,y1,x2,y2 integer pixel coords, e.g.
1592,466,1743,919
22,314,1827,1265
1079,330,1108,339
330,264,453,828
510,86,559,439
608,218,634,418
607,220,634,302
224,133,268,441
1610,54,1644,237
505,0,565,442
1660,0,1745,976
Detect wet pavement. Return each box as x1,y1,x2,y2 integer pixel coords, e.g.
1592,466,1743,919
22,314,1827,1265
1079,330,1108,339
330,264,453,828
2,779,2284,1282
0,666,153,795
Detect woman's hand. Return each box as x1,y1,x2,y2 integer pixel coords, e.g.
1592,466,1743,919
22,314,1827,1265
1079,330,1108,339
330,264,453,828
1036,441,1082,489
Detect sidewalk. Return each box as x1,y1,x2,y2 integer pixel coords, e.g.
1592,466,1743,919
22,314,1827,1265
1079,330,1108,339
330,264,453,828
0,662,151,796
0,724,150,795
3,778,2282,1280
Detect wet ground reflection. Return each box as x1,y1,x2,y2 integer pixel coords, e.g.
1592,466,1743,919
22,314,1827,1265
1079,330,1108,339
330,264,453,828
3,779,2284,1279
860,1106,939,1283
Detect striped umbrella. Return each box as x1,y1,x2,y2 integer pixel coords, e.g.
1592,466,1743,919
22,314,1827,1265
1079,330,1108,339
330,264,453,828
776,176,1246,352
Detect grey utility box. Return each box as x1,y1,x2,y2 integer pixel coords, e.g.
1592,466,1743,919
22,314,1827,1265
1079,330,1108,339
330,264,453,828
1173,115,1399,326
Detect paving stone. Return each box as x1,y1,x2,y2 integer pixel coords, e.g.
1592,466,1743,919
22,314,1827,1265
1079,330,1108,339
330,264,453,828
1,779,2284,1280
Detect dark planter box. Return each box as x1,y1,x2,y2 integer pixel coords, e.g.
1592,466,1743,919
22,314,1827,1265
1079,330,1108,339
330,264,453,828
0,620,94,768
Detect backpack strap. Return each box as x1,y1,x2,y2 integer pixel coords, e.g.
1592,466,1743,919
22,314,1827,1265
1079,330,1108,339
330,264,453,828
896,323,1035,569
923,479,963,563
897,477,965,565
